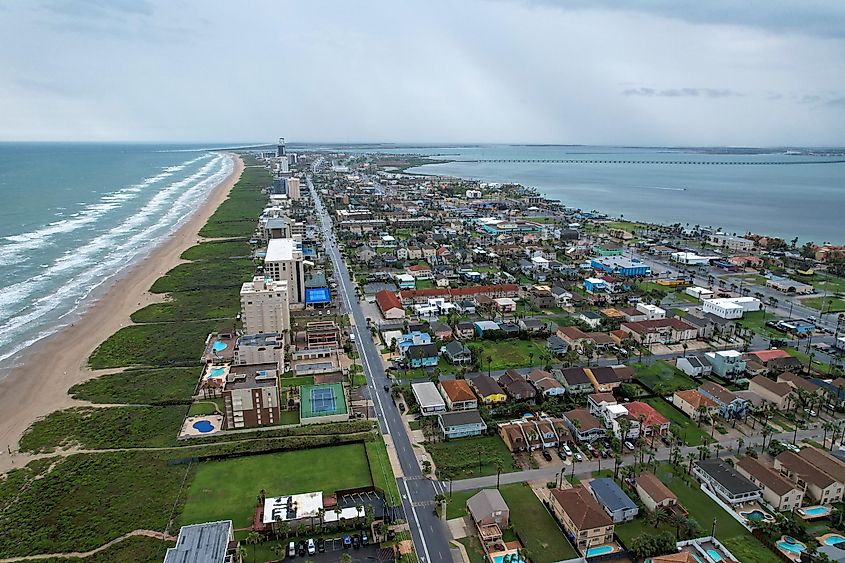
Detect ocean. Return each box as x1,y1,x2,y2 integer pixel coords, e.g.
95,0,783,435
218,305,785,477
0,143,234,371
380,145,845,245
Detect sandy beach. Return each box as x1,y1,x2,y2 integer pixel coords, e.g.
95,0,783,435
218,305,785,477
0,153,244,475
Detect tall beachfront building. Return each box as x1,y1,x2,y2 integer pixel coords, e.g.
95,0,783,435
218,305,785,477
264,238,306,303
240,276,291,335
287,177,300,200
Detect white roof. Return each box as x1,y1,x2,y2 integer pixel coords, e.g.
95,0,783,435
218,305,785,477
412,382,446,409
607,404,629,416
396,273,414,282
263,492,323,524
495,297,516,305
266,238,298,262
716,349,742,358
585,277,607,284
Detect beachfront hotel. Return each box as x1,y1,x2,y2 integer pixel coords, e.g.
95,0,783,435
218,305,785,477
240,276,291,336
264,237,307,303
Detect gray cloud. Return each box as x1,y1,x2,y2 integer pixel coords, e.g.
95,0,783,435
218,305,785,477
622,87,742,98
826,97,845,108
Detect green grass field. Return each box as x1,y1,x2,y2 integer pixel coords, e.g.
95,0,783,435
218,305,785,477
88,320,218,369
70,366,199,404
467,338,549,370
500,484,578,562
739,310,784,339
181,239,253,261
130,288,241,323
426,435,518,480
634,360,697,393
180,443,374,528
365,436,401,507
198,162,271,238
645,398,711,446
803,295,845,313
34,536,174,562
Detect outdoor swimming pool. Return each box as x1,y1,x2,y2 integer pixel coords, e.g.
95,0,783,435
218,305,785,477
208,367,226,378
585,545,614,557
192,420,215,433
492,554,524,563
212,341,228,353
824,535,845,546
741,509,769,522
776,536,807,555
802,506,832,517
706,549,723,562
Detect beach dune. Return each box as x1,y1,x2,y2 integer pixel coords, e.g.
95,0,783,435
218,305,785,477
0,153,244,475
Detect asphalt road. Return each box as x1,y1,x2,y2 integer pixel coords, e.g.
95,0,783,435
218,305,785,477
448,426,827,491
308,173,455,563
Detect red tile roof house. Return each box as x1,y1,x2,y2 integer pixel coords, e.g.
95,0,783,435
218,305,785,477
623,401,670,437
375,289,405,320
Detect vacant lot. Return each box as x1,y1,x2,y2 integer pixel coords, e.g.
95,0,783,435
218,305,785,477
70,366,199,404
88,320,218,369
645,398,711,446
427,435,518,480
803,295,845,313
180,443,373,528
634,360,697,393
468,338,549,370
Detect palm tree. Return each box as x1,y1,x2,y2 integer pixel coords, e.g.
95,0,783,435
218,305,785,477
736,437,744,457
714,443,723,458
686,452,695,474
495,459,505,489
245,531,261,563
671,513,688,539
761,426,773,452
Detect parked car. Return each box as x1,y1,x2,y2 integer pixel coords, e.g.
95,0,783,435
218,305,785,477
343,535,352,549
317,538,325,553
352,534,361,549
557,449,567,460
541,449,552,461
574,452,583,462
297,540,307,556
384,384,390,392
362,531,369,546
399,403,406,412
562,444,573,456
591,449,599,459
288,541,296,558
625,441,635,451
307,539,316,556
601,449,609,458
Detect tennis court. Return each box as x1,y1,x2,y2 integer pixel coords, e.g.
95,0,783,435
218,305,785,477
300,383,348,422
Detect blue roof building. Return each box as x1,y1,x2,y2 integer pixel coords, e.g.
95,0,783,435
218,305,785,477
588,478,639,523
591,256,651,277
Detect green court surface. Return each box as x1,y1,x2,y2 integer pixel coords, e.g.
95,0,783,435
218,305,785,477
300,383,347,419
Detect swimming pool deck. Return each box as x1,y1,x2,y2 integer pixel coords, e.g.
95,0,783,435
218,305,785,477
798,504,833,519
179,415,224,439
817,533,845,546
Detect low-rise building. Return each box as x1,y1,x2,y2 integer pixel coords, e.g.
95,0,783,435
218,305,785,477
563,408,607,442
442,340,472,365
748,375,794,410
621,318,698,346
439,379,478,411
698,381,748,419
222,364,280,430
705,350,746,381
635,472,680,513
438,410,487,439
164,520,237,563
305,321,341,350
589,477,639,523
693,458,761,505
774,450,844,505
469,375,507,404
673,389,718,421
375,289,405,320
736,456,804,512
412,382,447,416
676,355,712,378
549,486,614,551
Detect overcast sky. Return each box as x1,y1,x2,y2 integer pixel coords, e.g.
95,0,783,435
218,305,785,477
2,0,845,145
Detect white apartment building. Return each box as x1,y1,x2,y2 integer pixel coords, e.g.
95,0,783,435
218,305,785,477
287,177,301,200
635,303,666,320
265,238,306,303
234,333,285,371
702,296,761,319
240,276,291,336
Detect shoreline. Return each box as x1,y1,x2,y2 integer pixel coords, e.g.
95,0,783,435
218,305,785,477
0,153,245,474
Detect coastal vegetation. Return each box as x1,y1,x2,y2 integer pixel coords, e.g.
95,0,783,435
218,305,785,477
88,320,218,369
198,163,269,238
36,536,174,562
425,435,517,479
633,360,697,393
180,239,252,261
70,366,199,404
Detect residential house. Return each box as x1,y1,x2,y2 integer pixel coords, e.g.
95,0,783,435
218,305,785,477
748,375,794,410
405,342,439,368
778,371,825,397
673,389,719,421
439,379,478,411
636,472,681,513
698,381,748,419
557,326,591,352
428,321,453,340
469,375,508,405
474,320,501,338
519,318,548,335
674,353,711,378
493,297,517,313
584,277,610,294
466,489,509,532
438,410,487,439
578,311,603,329
705,350,747,381
455,320,475,340
549,486,614,551
442,341,472,365
499,370,537,403
546,335,569,357
693,458,761,505
589,477,639,523
527,369,567,397
557,367,594,395
736,456,804,512
624,401,671,437
550,286,573,307
588,393,618,417
529,287,555,309
774,449,845,505
411,382,447,416
585,366,623,392
563,408,607,442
